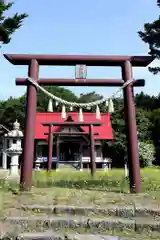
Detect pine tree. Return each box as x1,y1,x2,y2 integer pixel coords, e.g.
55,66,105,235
0,2,28,44
138,1,160,74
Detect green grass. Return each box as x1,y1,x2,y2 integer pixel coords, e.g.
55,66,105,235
0,168,160,238
30,167,160,192
0,168,160,209
1,167,160,194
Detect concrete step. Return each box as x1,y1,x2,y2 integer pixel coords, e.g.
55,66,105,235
21,204,160,218
2,215,160,233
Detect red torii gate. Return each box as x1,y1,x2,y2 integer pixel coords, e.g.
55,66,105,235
4,54,154,193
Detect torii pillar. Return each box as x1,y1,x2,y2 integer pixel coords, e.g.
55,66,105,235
3,53,154,192
122,61,140,193
20,59,39,190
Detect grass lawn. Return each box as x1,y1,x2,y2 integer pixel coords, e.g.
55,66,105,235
0,168,160,239
0,168,160,210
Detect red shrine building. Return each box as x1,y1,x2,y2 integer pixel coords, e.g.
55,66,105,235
35,112,113,170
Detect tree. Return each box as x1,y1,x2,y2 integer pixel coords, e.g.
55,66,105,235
0,2,28,44
0,96,25,132
37,86,78,112
78,92,102,103
136,108,153,141
135,92,156,110
139,141,155,167
150,108,160,143
106,97,127,166
77,92,103,112
106,96,154,166
138,1,160,74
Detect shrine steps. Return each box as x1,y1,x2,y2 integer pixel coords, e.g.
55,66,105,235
21,204,160,218
13,231,136,240
3,215,160,232
1,204,160,239
13,233,160,240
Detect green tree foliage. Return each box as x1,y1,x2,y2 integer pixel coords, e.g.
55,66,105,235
78,92,102,103
135,92,156,110
136,108,153,141
0,96,25,138
77,92,104,112
138,1,160,74
107,97,126,165
107,95,155,165
150,108,160,144
139,142,155,167
37,86,78,112
0,2,28,44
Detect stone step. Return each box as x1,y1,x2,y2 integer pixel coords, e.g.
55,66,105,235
1,229,160,240
17,231,125,240
21,204,160,218
1,230,160,240
2,215,160,233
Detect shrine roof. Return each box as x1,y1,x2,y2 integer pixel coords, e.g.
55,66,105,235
35,112,113,140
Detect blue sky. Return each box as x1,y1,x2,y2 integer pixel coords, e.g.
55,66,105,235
0,0,160,100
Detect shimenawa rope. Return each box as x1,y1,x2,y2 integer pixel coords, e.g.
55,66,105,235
27,77,134,108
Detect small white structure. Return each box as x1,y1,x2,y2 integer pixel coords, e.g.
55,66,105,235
124,156,128,177
2,137,7,170
35,158,41,171
124,162,128,177
103,158,112,172
3,120,23,177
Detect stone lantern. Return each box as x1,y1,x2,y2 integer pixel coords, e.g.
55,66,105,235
4,120,23,177
103,158,112,172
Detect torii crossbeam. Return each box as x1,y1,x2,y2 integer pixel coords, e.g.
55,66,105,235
4,53,154,193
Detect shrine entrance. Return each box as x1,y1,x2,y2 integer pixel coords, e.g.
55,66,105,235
4,53,154,193
59,142,80,162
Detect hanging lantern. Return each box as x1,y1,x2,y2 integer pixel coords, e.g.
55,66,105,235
108,99,114,113
47,99,53,112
